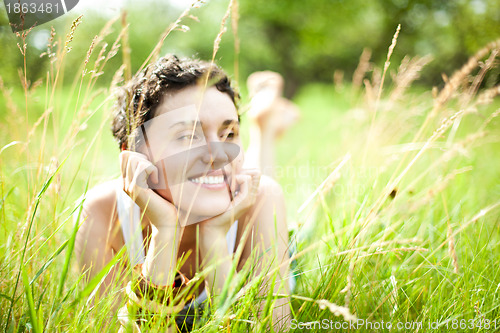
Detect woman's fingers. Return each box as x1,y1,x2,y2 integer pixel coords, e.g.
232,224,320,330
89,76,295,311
121,151,156,182
239,168,261,202
232,168,261,212
133,162,152,188
119,151,179,229
246,168,261,200
232,174,251,208
198,168,261,229
147,164,159,184
120,150,159,200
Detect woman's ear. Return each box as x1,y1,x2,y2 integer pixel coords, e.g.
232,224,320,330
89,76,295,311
121,142,127,151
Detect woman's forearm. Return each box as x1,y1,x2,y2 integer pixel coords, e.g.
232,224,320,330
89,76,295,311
142,226,183,286
199,226,232,295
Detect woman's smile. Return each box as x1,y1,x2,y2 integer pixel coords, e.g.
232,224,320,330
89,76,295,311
188,171,227,189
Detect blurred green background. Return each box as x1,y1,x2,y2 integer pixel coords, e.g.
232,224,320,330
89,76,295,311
1,0,499,97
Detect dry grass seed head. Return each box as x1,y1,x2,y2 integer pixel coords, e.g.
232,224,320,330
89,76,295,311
65,15,83,52
353,48,372,90
433,38,500,115
389,55,433,102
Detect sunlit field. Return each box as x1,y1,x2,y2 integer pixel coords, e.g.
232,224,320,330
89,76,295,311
1,3,500,332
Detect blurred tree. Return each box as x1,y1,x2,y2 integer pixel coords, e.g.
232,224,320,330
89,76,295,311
238,0,500,95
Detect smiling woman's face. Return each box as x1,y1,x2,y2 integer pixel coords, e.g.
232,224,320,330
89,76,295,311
137,85,244,223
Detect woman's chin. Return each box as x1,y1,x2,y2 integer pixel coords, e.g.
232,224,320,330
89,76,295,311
177,200,230,223
169,183,233,224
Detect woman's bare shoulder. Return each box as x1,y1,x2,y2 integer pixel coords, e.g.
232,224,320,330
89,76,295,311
240,174,285,226
257,174,284,198
75,178,123,264
81,178,122,224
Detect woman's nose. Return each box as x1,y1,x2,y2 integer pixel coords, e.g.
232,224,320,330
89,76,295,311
201,141,229,169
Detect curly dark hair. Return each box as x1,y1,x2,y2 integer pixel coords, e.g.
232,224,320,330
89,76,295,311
112,55,239,150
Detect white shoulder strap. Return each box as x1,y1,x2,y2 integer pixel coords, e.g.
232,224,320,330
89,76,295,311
116,188,146,266
226,220,239,254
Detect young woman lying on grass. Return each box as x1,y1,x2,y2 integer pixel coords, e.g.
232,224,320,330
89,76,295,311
75,55,292,331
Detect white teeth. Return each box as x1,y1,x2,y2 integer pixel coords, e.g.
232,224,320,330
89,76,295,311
190,175,224,185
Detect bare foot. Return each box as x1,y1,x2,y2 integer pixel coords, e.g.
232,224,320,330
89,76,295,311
247,71,299,138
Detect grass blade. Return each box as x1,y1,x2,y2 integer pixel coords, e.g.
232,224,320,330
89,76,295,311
30,240,69,285
21,265,41,333
56,174,88,299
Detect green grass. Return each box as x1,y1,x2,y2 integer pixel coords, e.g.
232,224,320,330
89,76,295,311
1,9,500,333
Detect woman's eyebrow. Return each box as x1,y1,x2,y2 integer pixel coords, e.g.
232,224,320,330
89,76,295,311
169,120,202,130
221,119,239,128
169,119,238,130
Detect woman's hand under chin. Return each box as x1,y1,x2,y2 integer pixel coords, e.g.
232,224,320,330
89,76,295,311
199,168,261,234
120,150,179,230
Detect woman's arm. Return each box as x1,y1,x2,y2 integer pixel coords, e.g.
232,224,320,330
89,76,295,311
197,173,290,327
237,175,291,329
141,225,183,285
77,152,184,296
120,150,182,286
198,226,232,295
74,185,127,311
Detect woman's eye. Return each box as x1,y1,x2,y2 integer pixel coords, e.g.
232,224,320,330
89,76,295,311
221,131,236,140
178,134,198,141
